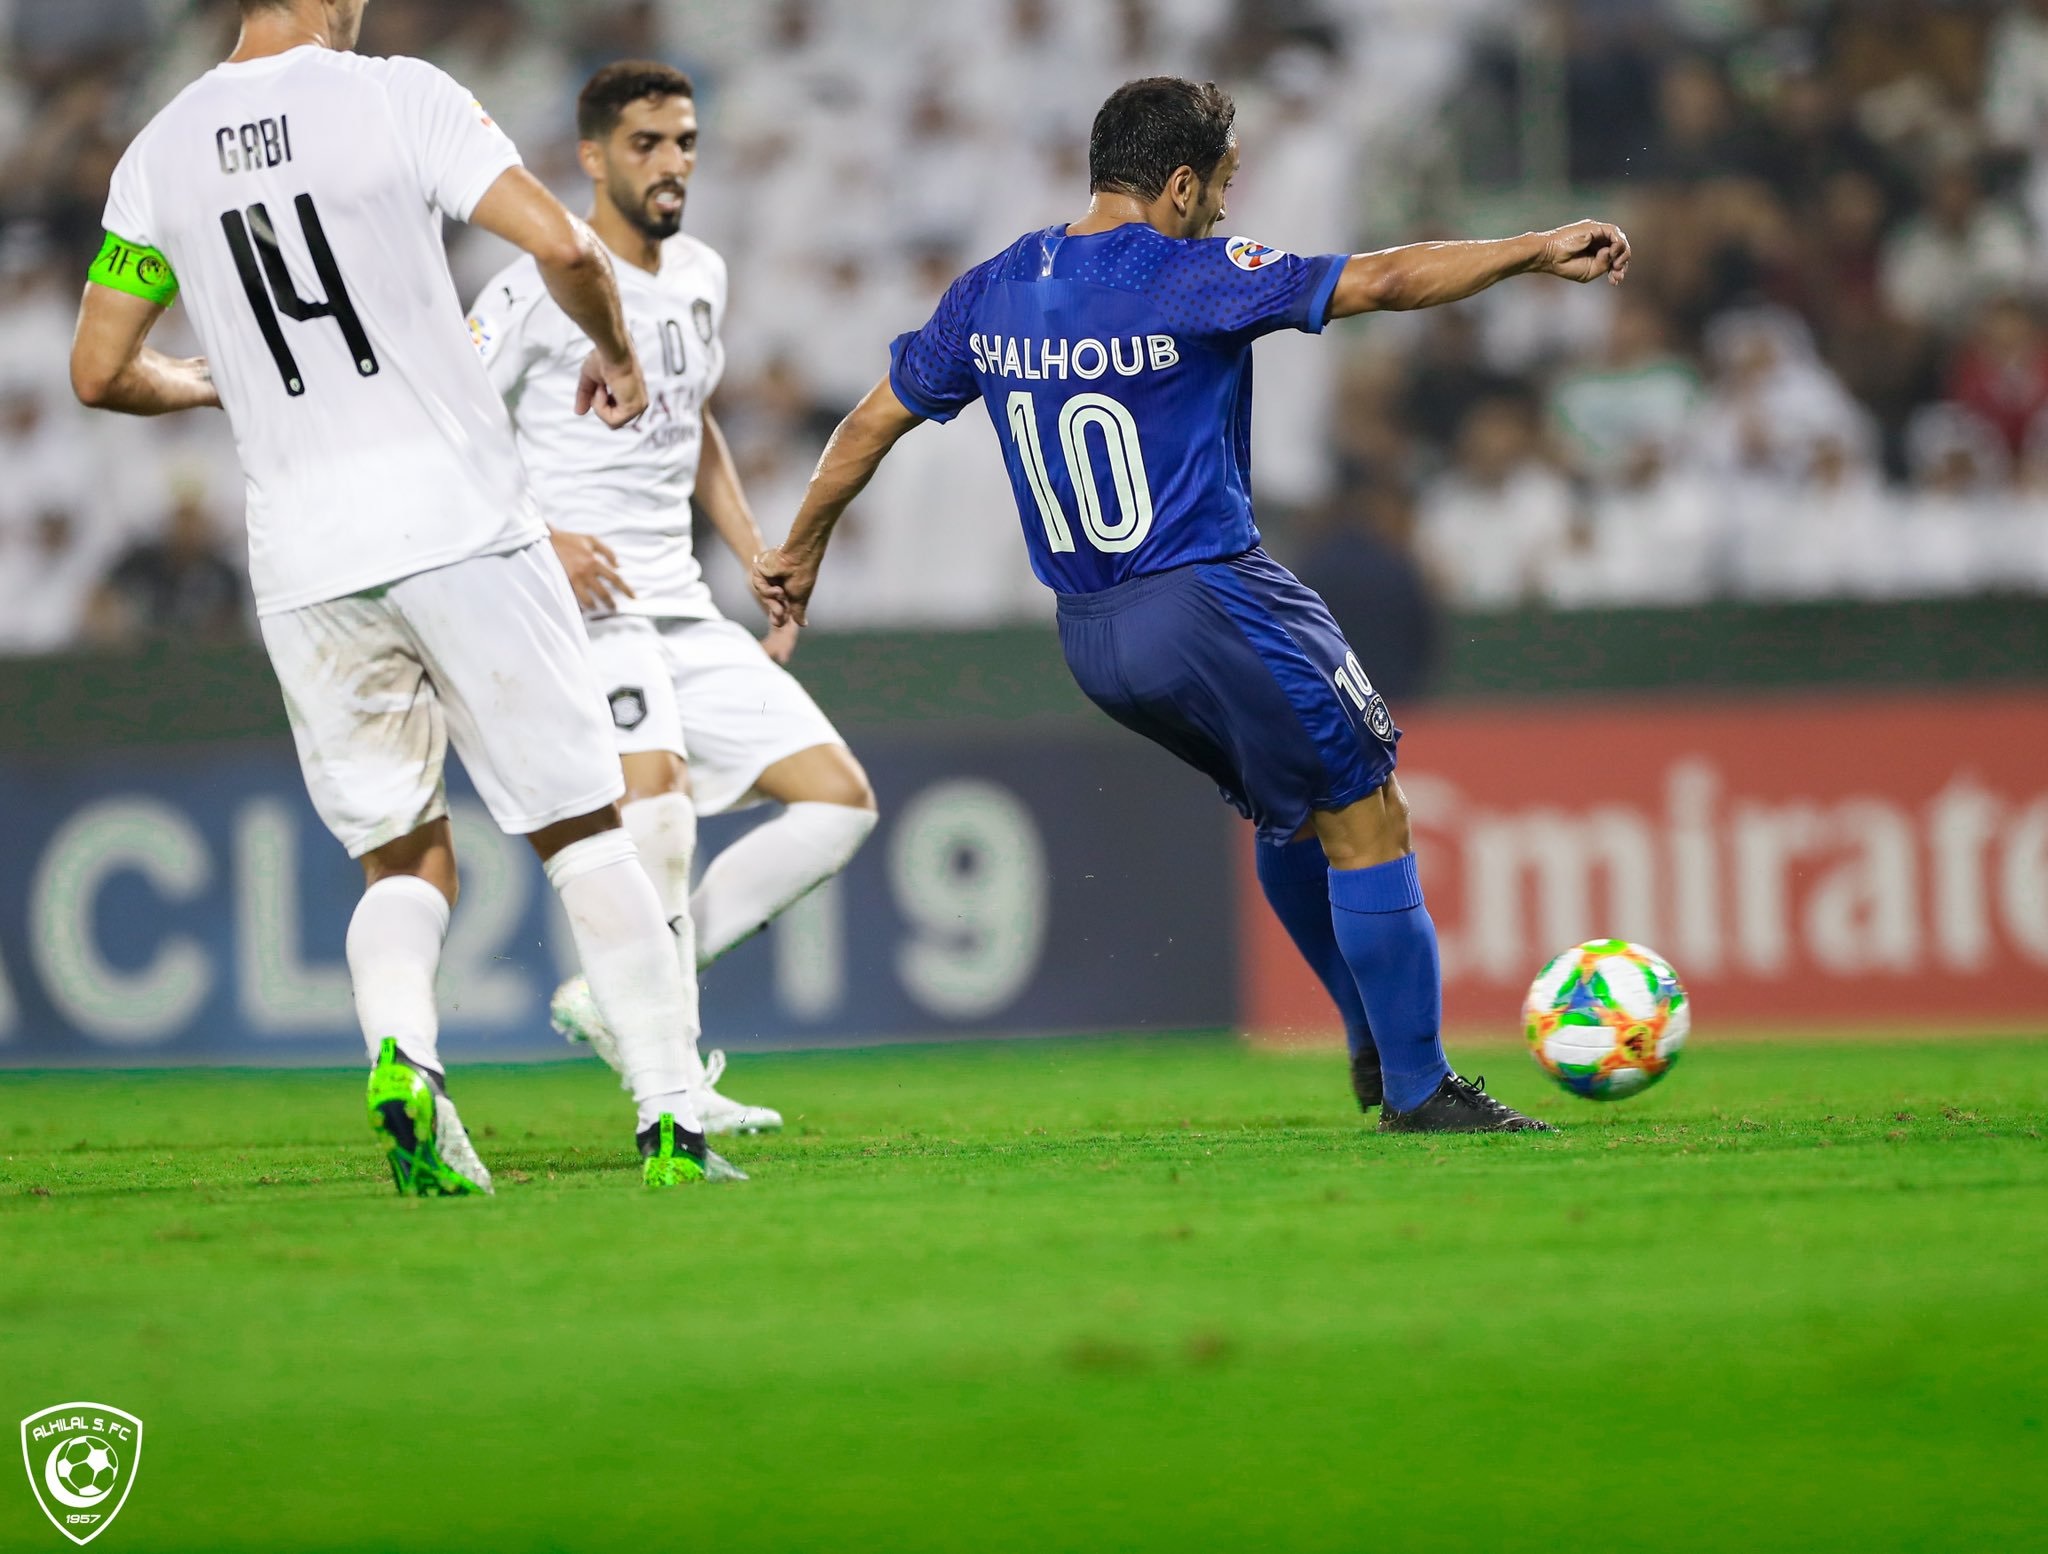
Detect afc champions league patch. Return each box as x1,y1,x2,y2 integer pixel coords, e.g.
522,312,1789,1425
1225,235,1287,272
692,298,714,344
608,687,648,731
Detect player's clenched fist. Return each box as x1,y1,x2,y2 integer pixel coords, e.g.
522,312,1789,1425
576,348,650,427
1537,220,1631,286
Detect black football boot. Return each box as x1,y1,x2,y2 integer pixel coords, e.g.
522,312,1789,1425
1378,1073,1554,1134
1349,1047,1384,1112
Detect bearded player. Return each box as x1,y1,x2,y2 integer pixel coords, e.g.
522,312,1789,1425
757,78,1633,1133
469,63,877,1131
71,0,740,1189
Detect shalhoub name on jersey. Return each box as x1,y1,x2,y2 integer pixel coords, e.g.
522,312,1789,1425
890,222,1344,594
970,333,1181,380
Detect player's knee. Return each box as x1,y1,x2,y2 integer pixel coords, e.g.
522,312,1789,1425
620,749,688,805
822,757,877,812
763,744,876,811
1379,779,1414,854
362,859,459,908
361,818,459,905
1311,779,1412,871
528,804,624,864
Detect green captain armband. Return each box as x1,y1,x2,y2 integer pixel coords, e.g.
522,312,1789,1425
89,232,179,306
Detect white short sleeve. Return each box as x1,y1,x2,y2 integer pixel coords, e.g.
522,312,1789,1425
466,261,555,405
101,136,156,247
382,58,522,221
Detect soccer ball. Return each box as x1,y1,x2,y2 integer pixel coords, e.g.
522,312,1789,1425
54,1437,118,1499
1523,940,1689,1100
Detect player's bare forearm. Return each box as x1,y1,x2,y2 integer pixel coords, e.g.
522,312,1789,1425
698,412,769,567
538,227,632,369
753,379,922,627
701,413,797,656
1327,220,1630,318
77,347,217,415
472,169,634,366
71,287,220,415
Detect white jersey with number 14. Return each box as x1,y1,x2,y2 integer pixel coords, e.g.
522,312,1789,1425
469,236,728,620
101,44,540,616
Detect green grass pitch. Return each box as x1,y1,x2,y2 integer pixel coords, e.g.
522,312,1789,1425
3,1034,2046,1553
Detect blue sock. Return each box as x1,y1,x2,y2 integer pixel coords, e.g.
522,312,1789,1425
1254,836,1376,1061
1328,855,1452,1112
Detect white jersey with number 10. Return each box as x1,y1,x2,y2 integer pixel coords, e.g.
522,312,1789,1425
469,236,728,620
101,44,541,616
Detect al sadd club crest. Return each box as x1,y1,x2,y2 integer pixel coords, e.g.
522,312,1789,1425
20,1403,142,1546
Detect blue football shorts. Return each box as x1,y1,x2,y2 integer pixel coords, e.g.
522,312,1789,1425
1055,547,1400,844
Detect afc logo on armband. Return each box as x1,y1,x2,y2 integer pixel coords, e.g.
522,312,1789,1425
1225,236,1287,272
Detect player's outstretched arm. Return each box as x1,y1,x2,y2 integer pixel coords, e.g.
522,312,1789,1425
698,411,797,660
71,285,218,415
1327,220,1630,319
470,167,648,428
753,379,923,628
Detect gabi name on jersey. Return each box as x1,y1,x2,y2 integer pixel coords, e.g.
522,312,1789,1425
215,115,294,174
969,332,1181,381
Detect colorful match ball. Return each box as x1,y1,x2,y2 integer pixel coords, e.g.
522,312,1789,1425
1524,940,1689,1101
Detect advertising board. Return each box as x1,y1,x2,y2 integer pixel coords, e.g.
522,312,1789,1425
0,731,1237,1064
1242,691,2048,1038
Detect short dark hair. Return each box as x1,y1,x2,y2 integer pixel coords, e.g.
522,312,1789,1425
577,61,696,142
1087,77,1236,201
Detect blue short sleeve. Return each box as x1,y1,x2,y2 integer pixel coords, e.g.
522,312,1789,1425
888,266,990,423
1158,237,1346,344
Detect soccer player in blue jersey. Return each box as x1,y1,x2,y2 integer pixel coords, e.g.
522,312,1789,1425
754,78,1631,1132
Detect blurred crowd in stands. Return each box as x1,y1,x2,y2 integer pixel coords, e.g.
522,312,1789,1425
5,0,2048,666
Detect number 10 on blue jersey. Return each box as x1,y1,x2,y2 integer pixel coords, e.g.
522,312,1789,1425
1005,390,1155,555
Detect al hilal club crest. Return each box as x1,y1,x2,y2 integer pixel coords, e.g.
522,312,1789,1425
20,1403,143,1545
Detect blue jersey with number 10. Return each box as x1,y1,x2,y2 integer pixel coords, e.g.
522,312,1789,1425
889,223,1345,595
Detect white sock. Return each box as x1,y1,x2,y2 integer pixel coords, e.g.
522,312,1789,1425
622,793,699,1030
691,802,878,967
546,829,704,1131
345,874,450,1075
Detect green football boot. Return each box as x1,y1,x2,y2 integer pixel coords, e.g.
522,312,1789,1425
637,1112,748,1188
366,1038,495,1196
556,975,784,1135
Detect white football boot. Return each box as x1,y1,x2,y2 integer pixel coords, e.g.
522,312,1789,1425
691,1049,784,1135
550,973,623,1070
551,975,784,1135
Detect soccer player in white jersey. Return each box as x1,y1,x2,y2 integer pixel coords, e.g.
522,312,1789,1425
469,62,878,1127
68,0,740,1191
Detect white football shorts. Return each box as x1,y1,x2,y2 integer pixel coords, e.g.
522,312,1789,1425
262,541,625,857
584,613,845,816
